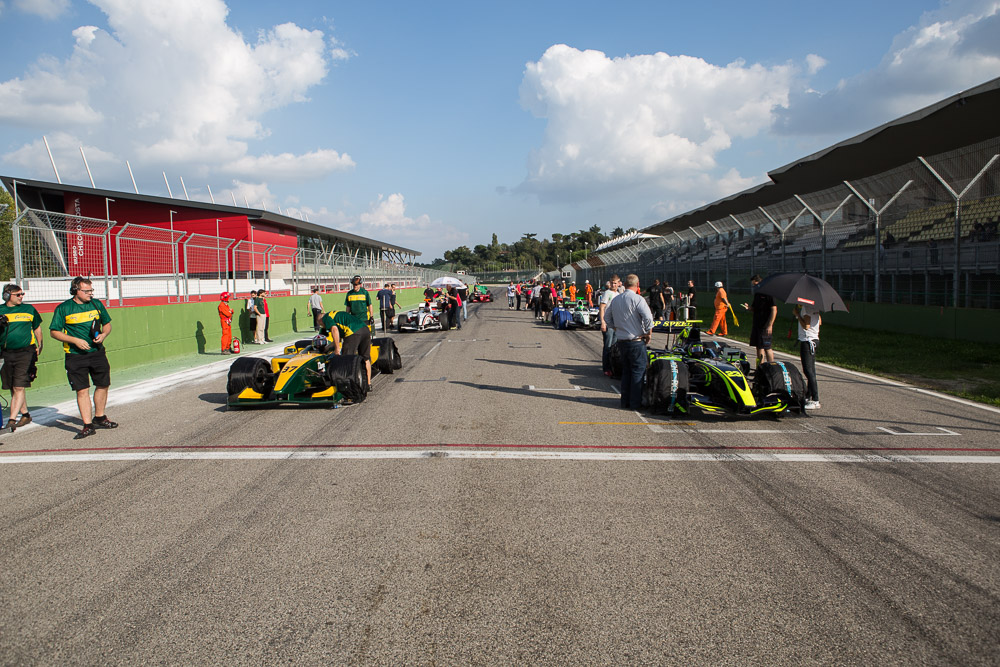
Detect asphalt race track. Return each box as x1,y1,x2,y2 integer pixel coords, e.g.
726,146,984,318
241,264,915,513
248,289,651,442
2,288,999,664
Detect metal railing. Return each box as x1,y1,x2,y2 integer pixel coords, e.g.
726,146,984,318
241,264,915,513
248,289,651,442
10,209,474,304
576,136,1000,308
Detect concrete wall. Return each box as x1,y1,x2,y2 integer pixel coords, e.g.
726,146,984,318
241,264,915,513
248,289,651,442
31,288,424,391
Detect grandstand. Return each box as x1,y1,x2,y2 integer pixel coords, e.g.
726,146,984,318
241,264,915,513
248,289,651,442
566,77,1000,309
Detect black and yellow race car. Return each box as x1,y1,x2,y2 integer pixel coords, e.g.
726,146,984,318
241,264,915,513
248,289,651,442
225,333,402,408
635,320,807,417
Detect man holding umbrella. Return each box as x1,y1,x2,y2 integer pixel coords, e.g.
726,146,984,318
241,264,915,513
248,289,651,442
753,273,846,412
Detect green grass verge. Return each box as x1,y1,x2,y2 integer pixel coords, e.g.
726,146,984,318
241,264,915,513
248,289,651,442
723,314,1000,408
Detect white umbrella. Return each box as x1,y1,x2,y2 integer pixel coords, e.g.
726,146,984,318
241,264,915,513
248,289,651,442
430,276,466,288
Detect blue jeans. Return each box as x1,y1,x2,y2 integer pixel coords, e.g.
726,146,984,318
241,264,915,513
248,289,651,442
619,340,647,409
462,301,468,321
602,327,617,372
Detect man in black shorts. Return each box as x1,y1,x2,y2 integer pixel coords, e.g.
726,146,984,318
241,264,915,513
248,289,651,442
0,283,43,434
322,310,373,388
50,277,118,439
742,274,777,370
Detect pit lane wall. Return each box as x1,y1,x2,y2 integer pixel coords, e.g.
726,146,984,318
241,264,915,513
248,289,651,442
28,288,425,391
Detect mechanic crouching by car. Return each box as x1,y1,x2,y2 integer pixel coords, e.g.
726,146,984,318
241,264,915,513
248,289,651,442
49,277,118,439
0,283,43,434
322,309,373,390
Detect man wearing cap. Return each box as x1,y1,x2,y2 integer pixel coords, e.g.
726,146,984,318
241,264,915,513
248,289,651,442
345,275,373,324
219,292,234,354
705,281,732,336
0,283,43,433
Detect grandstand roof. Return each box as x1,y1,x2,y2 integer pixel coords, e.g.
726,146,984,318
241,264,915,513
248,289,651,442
0,175,420,256
645,76,1000,237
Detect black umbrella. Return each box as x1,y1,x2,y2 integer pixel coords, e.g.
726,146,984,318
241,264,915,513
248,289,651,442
754,273,848,312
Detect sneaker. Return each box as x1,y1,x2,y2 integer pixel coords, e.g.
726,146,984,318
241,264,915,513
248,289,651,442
15,414,32,428
93,416,119,429
804,400,821,410
74,424,97,439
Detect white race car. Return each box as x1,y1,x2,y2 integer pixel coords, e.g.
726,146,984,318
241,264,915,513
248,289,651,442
397,300,451,332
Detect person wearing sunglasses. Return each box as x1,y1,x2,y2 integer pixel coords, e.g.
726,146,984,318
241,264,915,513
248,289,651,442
49,277,117,439
0,283,43,434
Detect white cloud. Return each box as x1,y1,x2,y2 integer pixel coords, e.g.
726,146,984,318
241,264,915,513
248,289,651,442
515,44,796,202
223,149,355,181
805,54,827,75
13,0,69,19
0,0,351,185
345,193,467,251
776,0,1000,135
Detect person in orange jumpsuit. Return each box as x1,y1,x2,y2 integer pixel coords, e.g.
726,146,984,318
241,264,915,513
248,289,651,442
219,292,234,354
568,283,577,301
585,280,593,307
705,281,731,336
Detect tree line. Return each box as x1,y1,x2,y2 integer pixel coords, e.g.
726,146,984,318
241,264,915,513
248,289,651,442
419,225,637,272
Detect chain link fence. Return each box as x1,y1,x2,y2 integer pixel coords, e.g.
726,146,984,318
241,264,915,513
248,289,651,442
10,210,473,305
578,137,1000,309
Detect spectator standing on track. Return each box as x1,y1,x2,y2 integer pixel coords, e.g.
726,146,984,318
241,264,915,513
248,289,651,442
49,277,118,440
663,283,675,320
253,290,267,345
599,275,621,376
540,282,555,322
686,280,697,317
741,275,777,370
648,279,665,321
309,287,324,331
449,286,463,330
376,283,394,332
246,290,257,342
259,289,273,343
705,281,731,336
345,275,374,326
218,292,234,355
507,282,516,309
458,282,469,321
794,303,822,410
514,282,522,311
605,274,653,410
0,283,43,434
532,282,543,319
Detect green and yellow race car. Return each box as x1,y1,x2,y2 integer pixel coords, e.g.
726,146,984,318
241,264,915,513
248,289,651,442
225,333,402,408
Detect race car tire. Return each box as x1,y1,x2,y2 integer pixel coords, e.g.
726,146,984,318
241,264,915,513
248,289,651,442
643,358,689,414
397,314,409,332
325,354,368,402
440,313,451,331
226,357,275,398
753,361,808,411
372,337,402,374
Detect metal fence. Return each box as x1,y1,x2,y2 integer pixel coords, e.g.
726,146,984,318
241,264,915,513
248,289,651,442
10,209,474,304
576,136,1000,309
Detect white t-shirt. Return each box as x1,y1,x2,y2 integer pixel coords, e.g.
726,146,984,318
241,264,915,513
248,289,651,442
507,285,515,296
797,305,821,342
601,289,617,306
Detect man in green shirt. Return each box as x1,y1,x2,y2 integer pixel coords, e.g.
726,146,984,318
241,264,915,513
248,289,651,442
322,309,372,389
49,277,118,440
0,283,43,434
344,275,373,323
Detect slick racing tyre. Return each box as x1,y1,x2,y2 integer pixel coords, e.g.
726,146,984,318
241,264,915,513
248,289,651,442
325,354,368,402
226,357,275,398
397,314,409,332
440,313,451,331
372,337,402,374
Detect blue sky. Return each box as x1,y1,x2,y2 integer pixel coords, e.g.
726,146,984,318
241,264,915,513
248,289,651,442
1,0,999,261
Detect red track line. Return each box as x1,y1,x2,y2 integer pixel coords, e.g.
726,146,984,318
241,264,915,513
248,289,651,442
2,443,999,456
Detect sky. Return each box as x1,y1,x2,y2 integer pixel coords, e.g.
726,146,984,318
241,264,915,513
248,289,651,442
1,0,999,261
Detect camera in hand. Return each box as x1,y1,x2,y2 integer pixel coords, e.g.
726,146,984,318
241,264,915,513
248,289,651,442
90,319,103,349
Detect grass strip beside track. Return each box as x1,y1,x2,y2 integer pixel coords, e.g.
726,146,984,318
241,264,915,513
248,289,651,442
723,313,1000,407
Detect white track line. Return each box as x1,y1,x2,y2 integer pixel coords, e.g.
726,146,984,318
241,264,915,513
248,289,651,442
1,450,998,465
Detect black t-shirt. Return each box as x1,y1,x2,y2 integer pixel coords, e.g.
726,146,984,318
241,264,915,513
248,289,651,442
458,287,469,300
750,291,776,331
424,288,435,300
687,287,696,305
647,284,662,306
